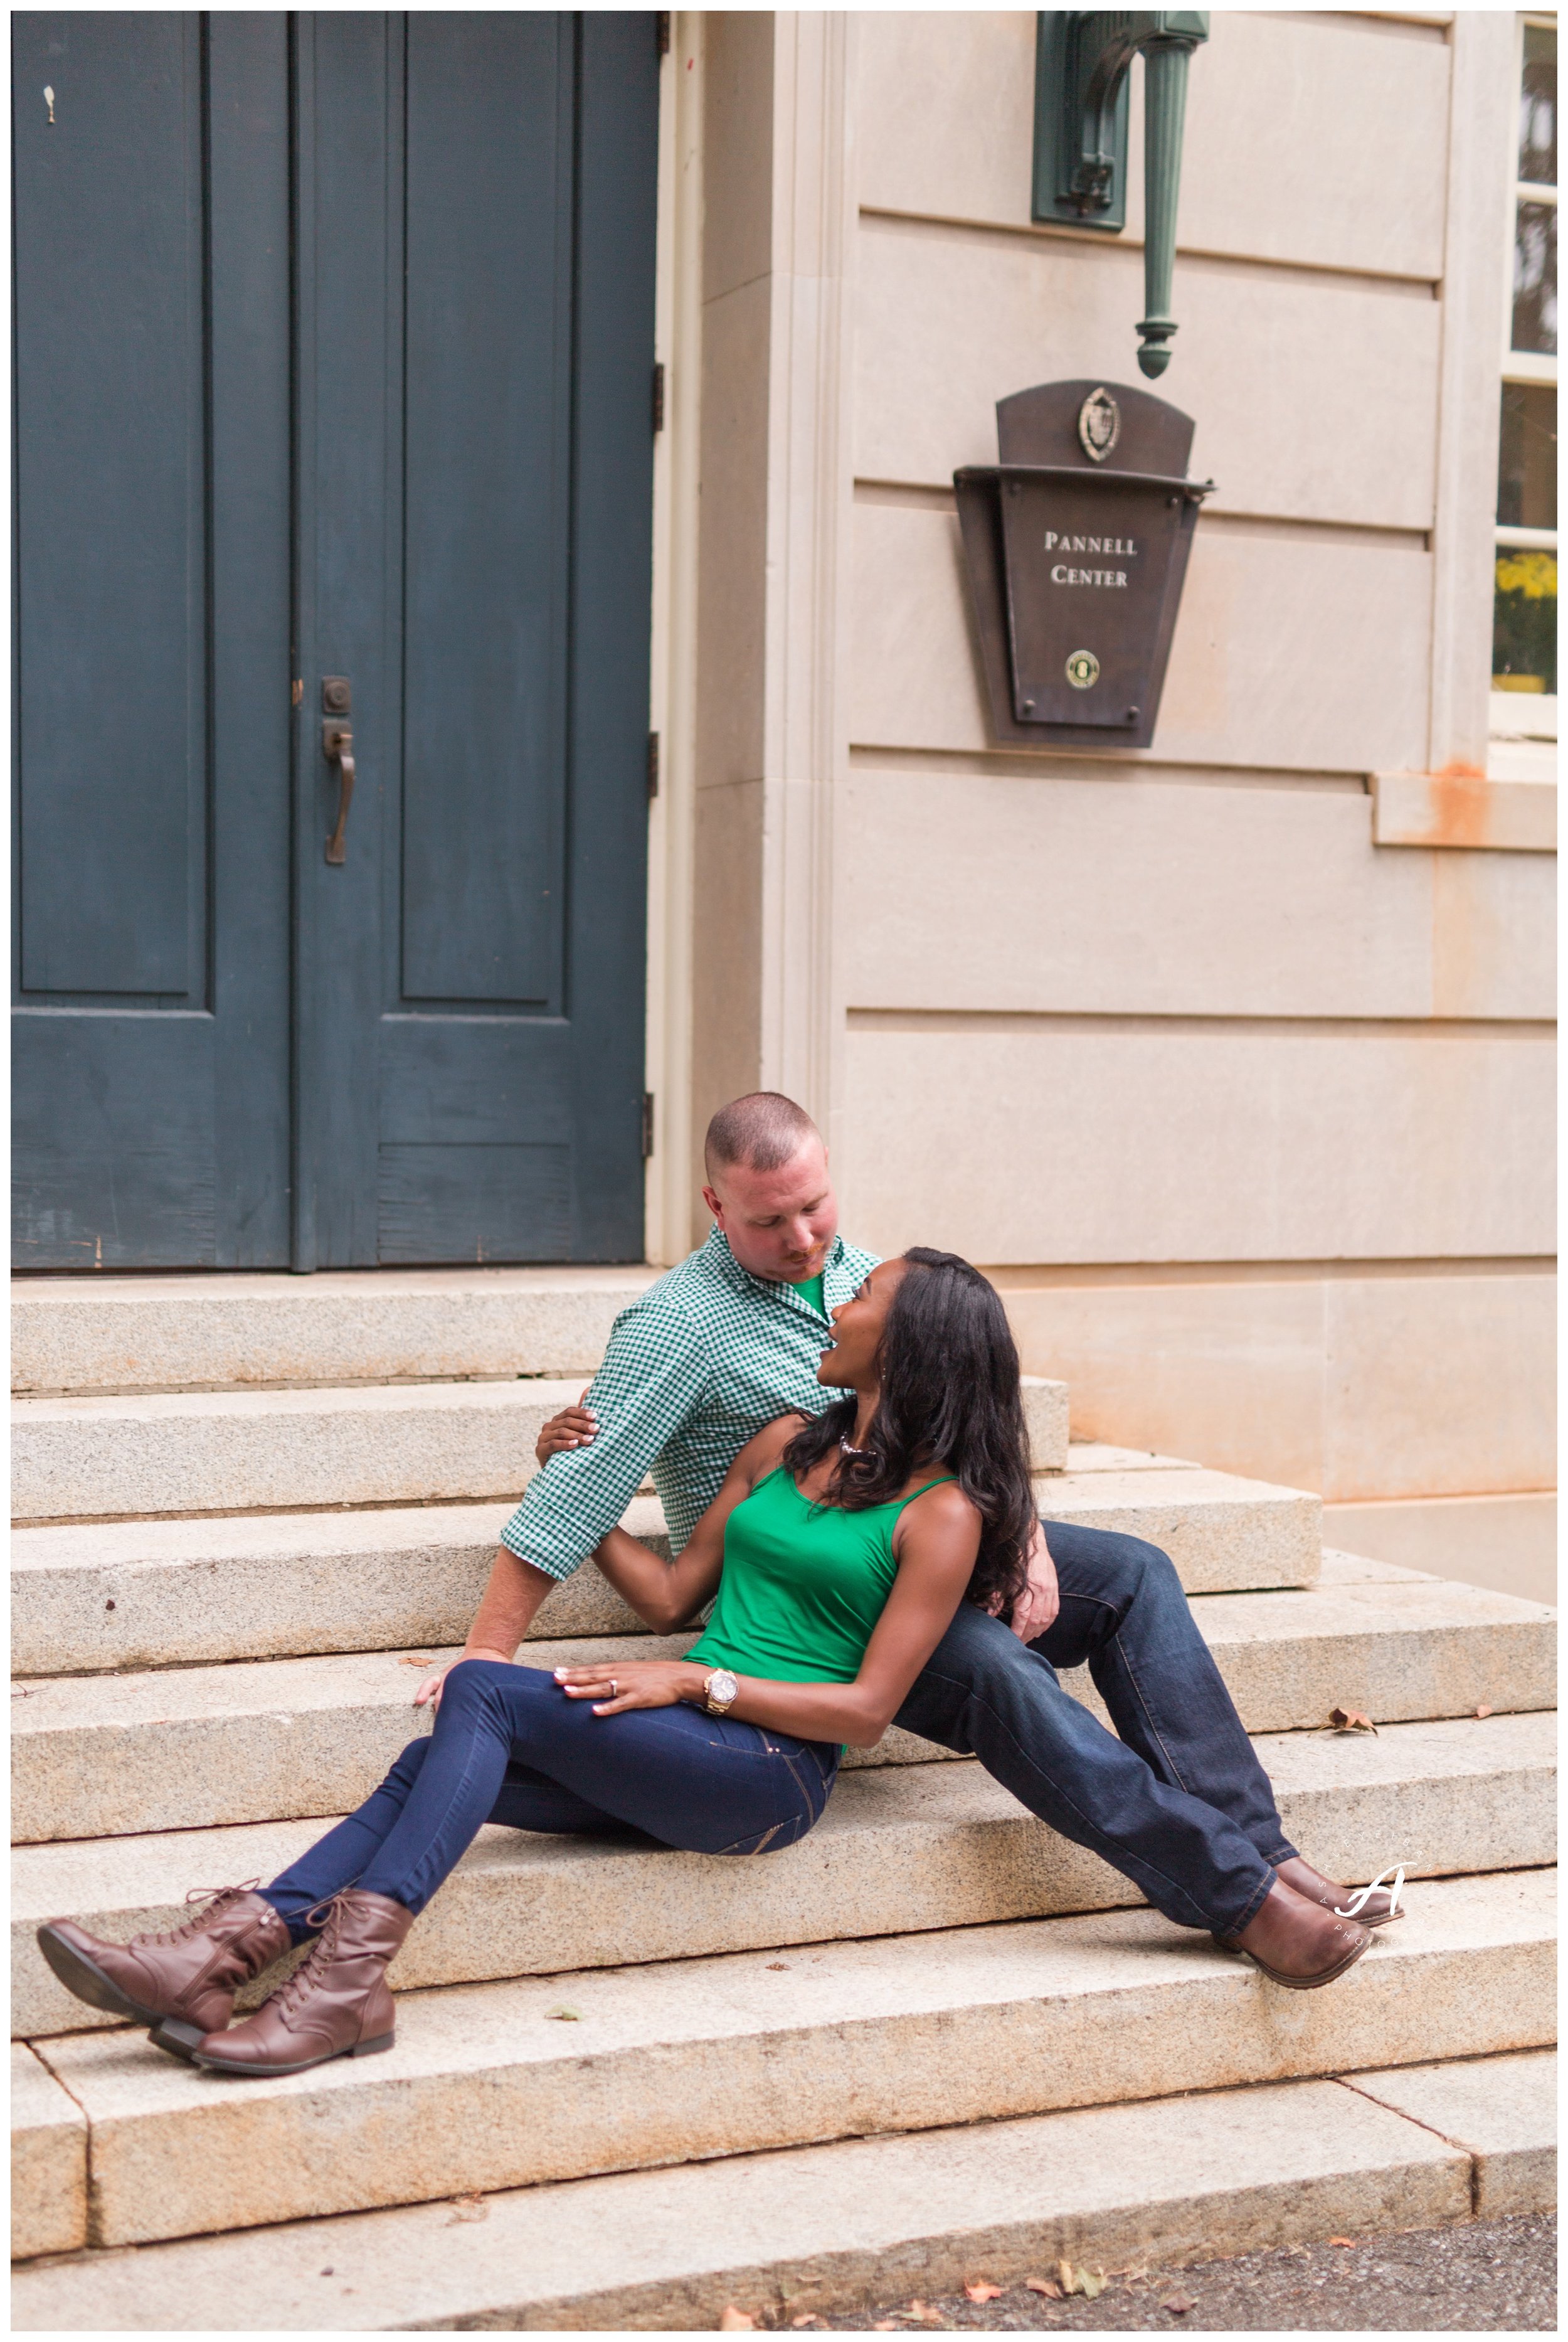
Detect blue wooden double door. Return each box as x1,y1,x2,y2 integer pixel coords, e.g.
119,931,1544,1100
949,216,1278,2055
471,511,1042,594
14,13,658,1269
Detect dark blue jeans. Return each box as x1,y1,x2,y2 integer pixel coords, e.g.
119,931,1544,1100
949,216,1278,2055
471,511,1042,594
894,1521,1294,1938
260,1659,839,1937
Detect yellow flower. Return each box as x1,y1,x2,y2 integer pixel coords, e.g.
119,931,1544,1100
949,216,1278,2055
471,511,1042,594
1495,551,1558,601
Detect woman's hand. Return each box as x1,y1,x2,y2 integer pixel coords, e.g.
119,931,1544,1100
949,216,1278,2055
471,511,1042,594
536,1387,597,1467
554,1658,707,1717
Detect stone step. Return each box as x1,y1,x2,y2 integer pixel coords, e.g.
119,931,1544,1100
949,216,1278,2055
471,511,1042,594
11,1523,1553,1838
12,1714,1555,2038
12,2046,1555,2314
11,1266,661,1397
10,1462,1347,1677
14,1869,1555,2250
9,1374,1071,1524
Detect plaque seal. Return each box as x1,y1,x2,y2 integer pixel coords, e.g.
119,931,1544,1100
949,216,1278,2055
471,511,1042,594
1065,649,1101,689
1077,388,1121,464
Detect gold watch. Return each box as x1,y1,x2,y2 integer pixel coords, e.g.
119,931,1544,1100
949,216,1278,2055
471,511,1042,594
702,1669,739,1715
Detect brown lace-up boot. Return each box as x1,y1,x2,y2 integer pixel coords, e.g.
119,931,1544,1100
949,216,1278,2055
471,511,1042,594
37,1885,292,2059
191,1887,413,2078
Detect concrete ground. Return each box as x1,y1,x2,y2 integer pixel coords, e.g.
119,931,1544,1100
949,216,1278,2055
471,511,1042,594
772,2215,1555,2333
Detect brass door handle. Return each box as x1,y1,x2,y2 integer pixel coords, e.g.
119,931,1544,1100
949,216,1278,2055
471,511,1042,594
323,721,356,865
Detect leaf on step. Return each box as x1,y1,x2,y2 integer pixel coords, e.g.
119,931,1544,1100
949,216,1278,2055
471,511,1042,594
790,2316,823,2328
1024,2279,1062,2299
400,1655,433,1667
1078,2271,1108,2299
963,2283,1002,2302
718,2309,756,2331
1327,2237,1357,2249
1475,1703,1493,1719
1328,1706,1377,1734
544,2004,583,2021
445,2193,488,2225
904,2303,945,2326
1161,2295,1196,2316
766,1962,790,1971
872,2324,898,2332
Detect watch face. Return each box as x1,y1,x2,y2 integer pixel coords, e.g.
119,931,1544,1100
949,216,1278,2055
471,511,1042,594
711,1671,739,1705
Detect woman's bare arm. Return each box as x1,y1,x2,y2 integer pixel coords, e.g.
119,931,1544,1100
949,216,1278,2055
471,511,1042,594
558,1481,982,1743
586,1414,802,1632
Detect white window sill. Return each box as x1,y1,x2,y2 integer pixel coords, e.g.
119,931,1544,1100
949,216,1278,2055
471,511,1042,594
1488,689,1557,740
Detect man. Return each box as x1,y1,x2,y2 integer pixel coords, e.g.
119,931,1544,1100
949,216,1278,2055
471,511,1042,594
442,1092,1395,1988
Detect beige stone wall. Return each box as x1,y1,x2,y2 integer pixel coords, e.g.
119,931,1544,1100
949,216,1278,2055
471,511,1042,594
674,12,1555,1589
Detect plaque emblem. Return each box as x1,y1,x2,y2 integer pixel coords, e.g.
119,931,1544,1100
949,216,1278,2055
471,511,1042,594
1065,649,1100,689
1077,388,1120,464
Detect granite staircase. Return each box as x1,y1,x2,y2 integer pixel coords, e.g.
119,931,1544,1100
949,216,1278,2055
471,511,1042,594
10,1270,1557,2330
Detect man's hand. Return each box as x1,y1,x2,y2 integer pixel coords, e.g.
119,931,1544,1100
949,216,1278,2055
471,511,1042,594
536,1386,597,1467
1009,1519,1059,1644
413,1643,514,1713
553,1658,706,1716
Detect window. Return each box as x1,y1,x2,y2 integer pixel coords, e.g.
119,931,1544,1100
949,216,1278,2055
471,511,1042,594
1492,16,1557,737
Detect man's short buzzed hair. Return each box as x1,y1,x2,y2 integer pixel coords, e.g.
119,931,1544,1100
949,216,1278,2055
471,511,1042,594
704,1092,821,1183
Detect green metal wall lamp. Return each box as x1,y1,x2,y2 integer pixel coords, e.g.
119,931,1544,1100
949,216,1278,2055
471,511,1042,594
1032,11,1209,376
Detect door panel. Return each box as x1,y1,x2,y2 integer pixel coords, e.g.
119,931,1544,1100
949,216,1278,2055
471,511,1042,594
297,11,657,1267
12,13,292,1267
401,11,571,1008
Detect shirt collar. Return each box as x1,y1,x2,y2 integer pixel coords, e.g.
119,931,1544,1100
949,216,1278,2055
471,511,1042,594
705,1225,846,1315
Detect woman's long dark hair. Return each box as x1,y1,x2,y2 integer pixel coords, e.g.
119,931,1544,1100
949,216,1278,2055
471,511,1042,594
781,1248,1036,1623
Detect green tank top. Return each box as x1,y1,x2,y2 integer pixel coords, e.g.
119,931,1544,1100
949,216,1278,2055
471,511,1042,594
686,1466,956,1685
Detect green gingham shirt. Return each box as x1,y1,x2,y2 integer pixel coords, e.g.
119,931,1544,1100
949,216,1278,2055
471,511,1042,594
500,1228,881,1580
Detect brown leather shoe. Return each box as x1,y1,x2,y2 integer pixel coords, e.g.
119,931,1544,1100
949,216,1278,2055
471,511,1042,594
191,1888,413,2078
1217,1878,1372,1989
1275,1855,1404,1927
37,1885,292,2058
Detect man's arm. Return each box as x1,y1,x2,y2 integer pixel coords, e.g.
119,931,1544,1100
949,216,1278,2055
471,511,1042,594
496,1300,714,1587
413,1544,555,1709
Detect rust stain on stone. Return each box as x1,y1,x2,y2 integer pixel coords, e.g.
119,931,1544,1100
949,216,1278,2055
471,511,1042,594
1422,763,1494,849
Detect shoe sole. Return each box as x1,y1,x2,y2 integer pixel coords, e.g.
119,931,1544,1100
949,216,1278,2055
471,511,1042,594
191,2032,394,2079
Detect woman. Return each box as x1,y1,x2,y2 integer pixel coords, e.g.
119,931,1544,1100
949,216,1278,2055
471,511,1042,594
38,1248,1039,2078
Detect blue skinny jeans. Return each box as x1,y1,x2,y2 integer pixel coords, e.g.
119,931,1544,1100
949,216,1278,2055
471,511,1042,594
260,1659,839,1937
893,1520,1295,1939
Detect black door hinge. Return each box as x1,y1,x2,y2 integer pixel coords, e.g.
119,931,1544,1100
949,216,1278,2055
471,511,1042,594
651,360,665,435
647,731,660,801
641,1093,656,1159
657,13,670,58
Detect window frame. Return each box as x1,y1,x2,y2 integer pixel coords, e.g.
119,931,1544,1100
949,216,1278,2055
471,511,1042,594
1491,9,1557,742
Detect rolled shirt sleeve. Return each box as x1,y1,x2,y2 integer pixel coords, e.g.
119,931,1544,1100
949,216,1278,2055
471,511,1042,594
499,1300,714,1582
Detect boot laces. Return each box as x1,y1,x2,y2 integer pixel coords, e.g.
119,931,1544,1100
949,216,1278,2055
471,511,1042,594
140,1880,263,1951
264,1892,351,2023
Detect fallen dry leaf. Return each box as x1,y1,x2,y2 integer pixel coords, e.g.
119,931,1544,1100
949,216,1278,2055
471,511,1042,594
718,2310,756,2332
399,1655,433,1667
963,2283,1002,2304
1475,1703,1493,1719
1079,2272,1108,2299
872,2324,897,2333
1162,2295,1196,2316
544,2004,582,2021
1327,2237,1357,2249
766,1962,790,1971
445,2193,488,2225
1025,2278,1062,2299
790,2317,822,2329
1328,1706,1377,1735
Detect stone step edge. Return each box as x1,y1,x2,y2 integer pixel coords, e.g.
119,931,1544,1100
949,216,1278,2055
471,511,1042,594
9,2026,1554,2294
11,1718,1558,2040
16,1868,1557,2260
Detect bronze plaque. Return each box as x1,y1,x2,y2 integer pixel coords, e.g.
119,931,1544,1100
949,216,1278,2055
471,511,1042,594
955,380,1211,753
